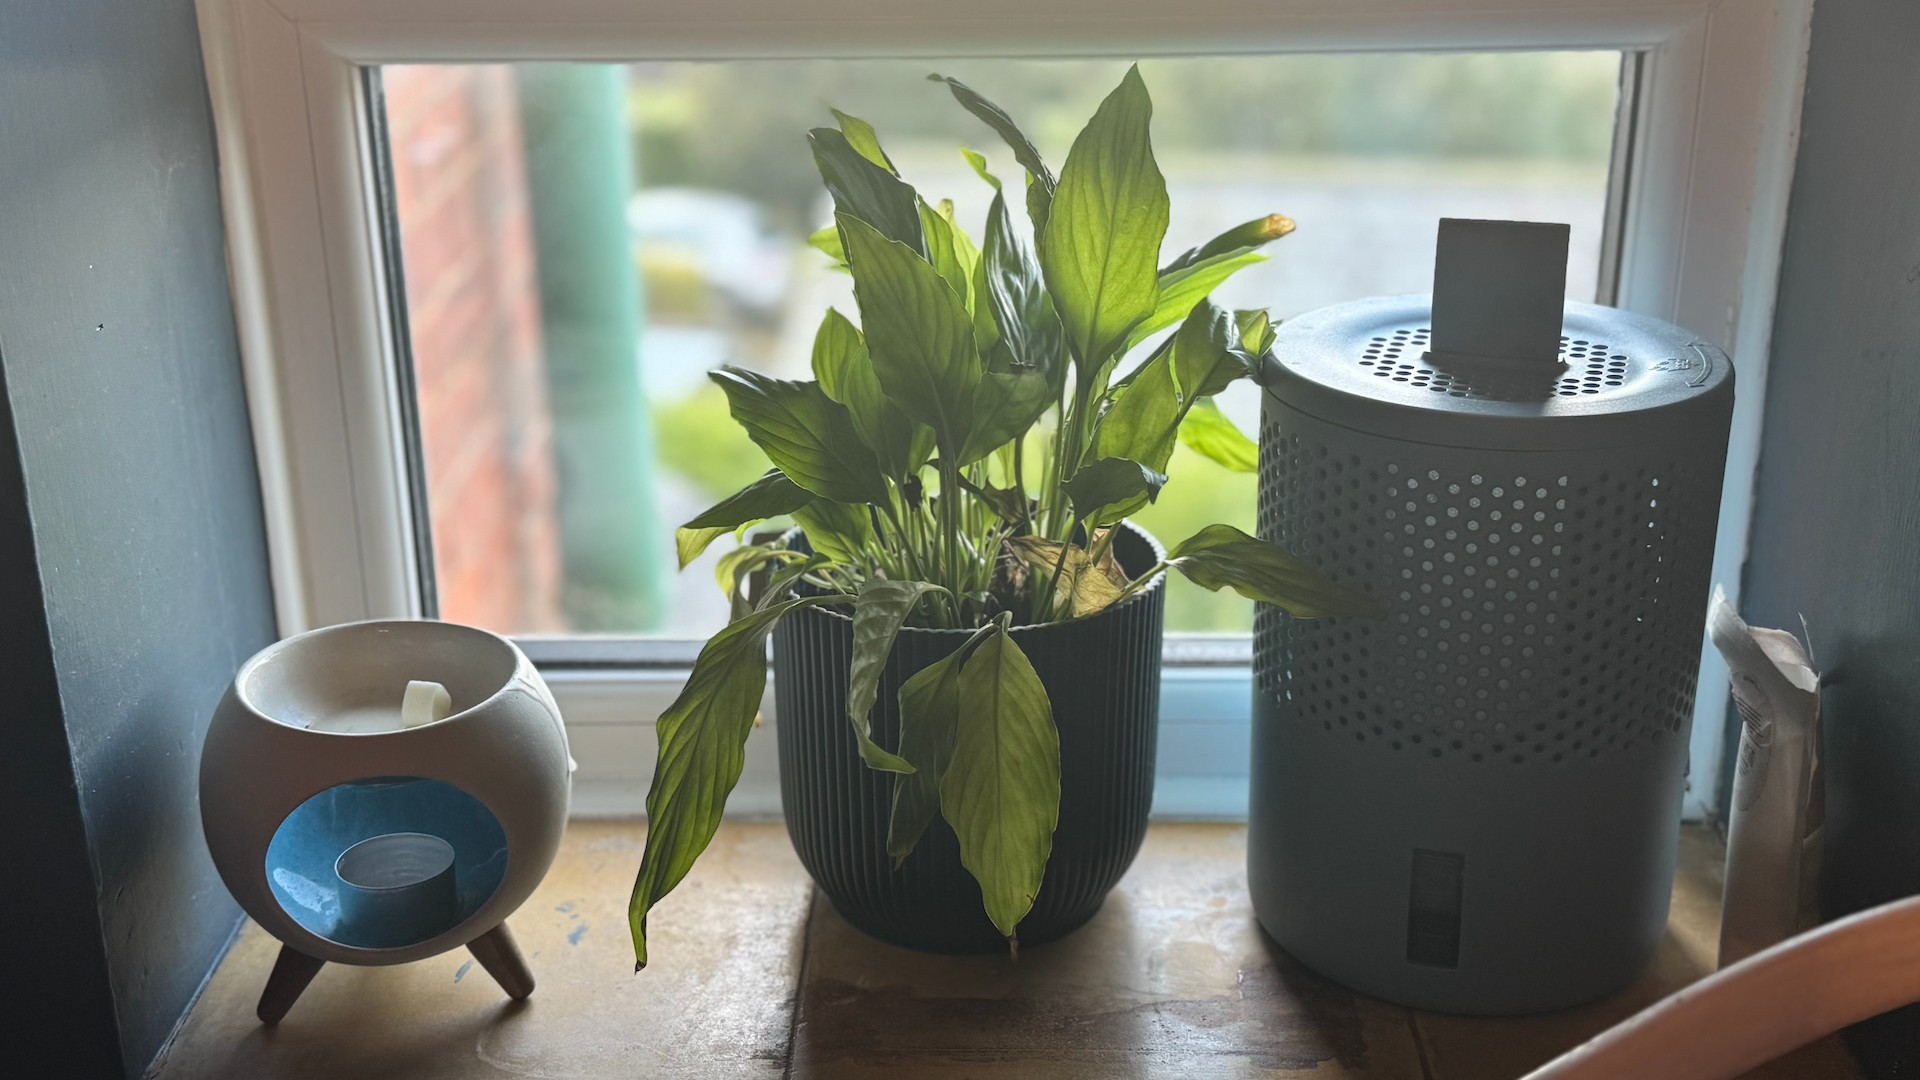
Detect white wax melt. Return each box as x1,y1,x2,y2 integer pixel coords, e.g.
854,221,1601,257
402,680,453,728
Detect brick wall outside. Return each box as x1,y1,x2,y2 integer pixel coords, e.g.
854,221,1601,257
384,65,565,634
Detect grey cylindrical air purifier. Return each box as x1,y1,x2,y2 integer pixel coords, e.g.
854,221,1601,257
1249,219,1734,1014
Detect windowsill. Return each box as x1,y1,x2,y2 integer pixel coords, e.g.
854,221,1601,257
154,823,1859,1078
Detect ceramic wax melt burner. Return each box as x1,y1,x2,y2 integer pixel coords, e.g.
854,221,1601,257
200,620,571,1023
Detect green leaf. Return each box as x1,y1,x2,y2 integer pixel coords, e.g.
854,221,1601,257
840,214,981,458
1235,308,1276,356
807,225,848,271
1098,300,1248,481
1096,335,1181,473
810,308,920,478
1177,398,1258,473
628,593,848,969
792,498,873,564
919,198,974,312
846,579,945,774
928,73,1054,233
1063,456,1166,524
1041,65,1167,372
710,368,890,506
959,368,1053,466
982,188,1064,383
942,626,1060,942
960,147,1001,190
1168,524,1383,618
1124,249,1266,353
1123,216,1291,352
830,108,898,175
810,127,925,257
1171,299,1254,401
676,469,813,568
1160,213,1294,275
887,620,1001,861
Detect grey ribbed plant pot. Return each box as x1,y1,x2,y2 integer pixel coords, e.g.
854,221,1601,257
773,523,1166,954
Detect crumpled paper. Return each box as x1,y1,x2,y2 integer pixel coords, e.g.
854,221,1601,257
1708,585,1824,968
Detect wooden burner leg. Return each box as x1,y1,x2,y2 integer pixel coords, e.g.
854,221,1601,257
256,944,326,1024
467,922,535,1000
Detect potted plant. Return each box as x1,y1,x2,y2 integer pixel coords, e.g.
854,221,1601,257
626,66,1378,966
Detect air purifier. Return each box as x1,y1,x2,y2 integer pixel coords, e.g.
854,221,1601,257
1248,219,1734,1013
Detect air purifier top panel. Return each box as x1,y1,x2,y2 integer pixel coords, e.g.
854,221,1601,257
1261,296,1732,453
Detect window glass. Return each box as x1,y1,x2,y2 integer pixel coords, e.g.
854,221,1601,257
380,54,1621,639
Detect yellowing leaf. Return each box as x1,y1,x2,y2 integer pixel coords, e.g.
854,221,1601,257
1008,534,1129,618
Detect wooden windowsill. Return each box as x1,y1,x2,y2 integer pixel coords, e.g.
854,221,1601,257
151,823,1860,1078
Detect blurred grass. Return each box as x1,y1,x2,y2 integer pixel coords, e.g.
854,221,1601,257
651,384,773,504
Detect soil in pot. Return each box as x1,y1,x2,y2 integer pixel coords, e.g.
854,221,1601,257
773,523,1166,954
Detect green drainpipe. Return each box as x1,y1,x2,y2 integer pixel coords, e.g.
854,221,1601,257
517,64,667,631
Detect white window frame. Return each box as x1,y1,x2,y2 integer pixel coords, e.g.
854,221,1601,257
195,0,1814,820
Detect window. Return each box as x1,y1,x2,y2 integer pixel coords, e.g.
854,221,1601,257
198,0,1814,819
379,53,1623,640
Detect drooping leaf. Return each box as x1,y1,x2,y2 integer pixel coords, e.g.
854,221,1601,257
888,650,964,861
1041,65,1167,374
941,626,1060,941
676,469,814,568
1008,535,1128,618
810,309,920,478
846,579,945,773
840,214,981,457
1168,524,1383,618
830,108,898,175
807,225,848,272
1178,398,1258,473
1124,249,1266,353
1160,213,1295,275
928,73,1054,233
959,368,1053,466
710,367,891,506
810,127,925,256
888,620,1001,861
714,544,805,620
628,593,848,969
792,498,874,564
1062,456,1166,524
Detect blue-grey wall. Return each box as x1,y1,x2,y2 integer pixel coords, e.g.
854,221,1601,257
0,1,277,1076
1740,0,1920,1075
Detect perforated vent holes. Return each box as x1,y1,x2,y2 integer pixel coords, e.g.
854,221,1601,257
1254,421,1718,766
1359,329,1633,400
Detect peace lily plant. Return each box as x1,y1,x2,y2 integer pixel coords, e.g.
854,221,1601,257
627,66,1378,967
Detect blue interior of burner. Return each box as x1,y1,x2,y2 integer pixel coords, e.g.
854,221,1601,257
265,777,507,949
